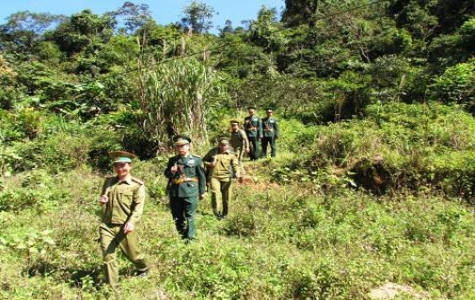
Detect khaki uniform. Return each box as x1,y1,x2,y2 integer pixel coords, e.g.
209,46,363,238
99,176,148,290
203,147,239,218
230,129,249,166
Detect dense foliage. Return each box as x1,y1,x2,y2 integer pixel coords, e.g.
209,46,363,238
1,0,475,299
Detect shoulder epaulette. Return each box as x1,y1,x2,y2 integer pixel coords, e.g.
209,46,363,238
131,177,144,185
192,154,202,159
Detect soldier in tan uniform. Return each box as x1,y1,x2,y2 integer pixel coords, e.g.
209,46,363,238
229,120,249,170
98,151,149,292
203,137,240,219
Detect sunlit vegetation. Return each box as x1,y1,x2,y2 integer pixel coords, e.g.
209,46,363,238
2,0,475,299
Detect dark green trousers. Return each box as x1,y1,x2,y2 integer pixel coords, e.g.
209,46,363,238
261,136,277,158
170,196,198,240
248,136,260,160
99,223,148,290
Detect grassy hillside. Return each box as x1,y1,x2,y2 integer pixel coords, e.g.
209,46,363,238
3,103,475,299
2,156,475,299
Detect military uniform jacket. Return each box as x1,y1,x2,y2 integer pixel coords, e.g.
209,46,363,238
244,115,263,138
101,176,145,226
230,129,249,149
262,117,279,138
164,154,206,198
203,147,239,180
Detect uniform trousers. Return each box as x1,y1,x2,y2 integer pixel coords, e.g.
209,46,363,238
209,177,232,218
247,136,260,160
232,146,246,174
170,196,198,240
99,223,148,290
261,136,276,158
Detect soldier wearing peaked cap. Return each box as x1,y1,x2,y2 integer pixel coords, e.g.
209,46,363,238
164,135,207,242
229,120,249,170
244,106,263,160
98,151,149,292
261,108,279,158
203,137,240,219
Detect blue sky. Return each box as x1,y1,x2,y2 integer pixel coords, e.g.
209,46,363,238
0,0,285,34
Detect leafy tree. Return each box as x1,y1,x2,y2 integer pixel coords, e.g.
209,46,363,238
428,58,475,111
278,0,391,78
220,20,235,36
135,20,182,49
215,34,273,78
107,1,153,34
248,6,286,54
388,0,439,41
0,54,22,109
0,11,66,54
430,0,475,35
427,16,475,71
180,1,215,34
326,70,372,121
282,0,319,28
49,10,114,55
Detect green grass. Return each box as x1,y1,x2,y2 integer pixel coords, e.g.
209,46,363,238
2,160,475,299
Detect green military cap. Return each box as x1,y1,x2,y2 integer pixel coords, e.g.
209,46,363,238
173,134,192,145
218,136,230,144
230,120,240,125
247,106,256,110
109,151,137,163
266,108,273,113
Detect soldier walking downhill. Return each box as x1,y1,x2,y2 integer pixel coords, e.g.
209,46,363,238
229,120,249,170
243,106,263,161
98,151,149,293
261,108,279,158
164,135,207,242
203,137,240,219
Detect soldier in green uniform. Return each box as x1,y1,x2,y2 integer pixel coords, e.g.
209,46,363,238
261,108,280,158
164,135,207,241
243,106,263,161
98,151,149,292
203,137,240,219
229,120,249,170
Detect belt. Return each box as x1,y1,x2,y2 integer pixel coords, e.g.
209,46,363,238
173,177,198,184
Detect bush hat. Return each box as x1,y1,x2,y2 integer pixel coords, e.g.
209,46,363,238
109,151,137,163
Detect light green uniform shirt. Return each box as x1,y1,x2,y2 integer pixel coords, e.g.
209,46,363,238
203,148,239,181
101,176,145,226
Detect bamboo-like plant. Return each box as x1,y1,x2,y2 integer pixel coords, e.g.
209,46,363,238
137,56,217,151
